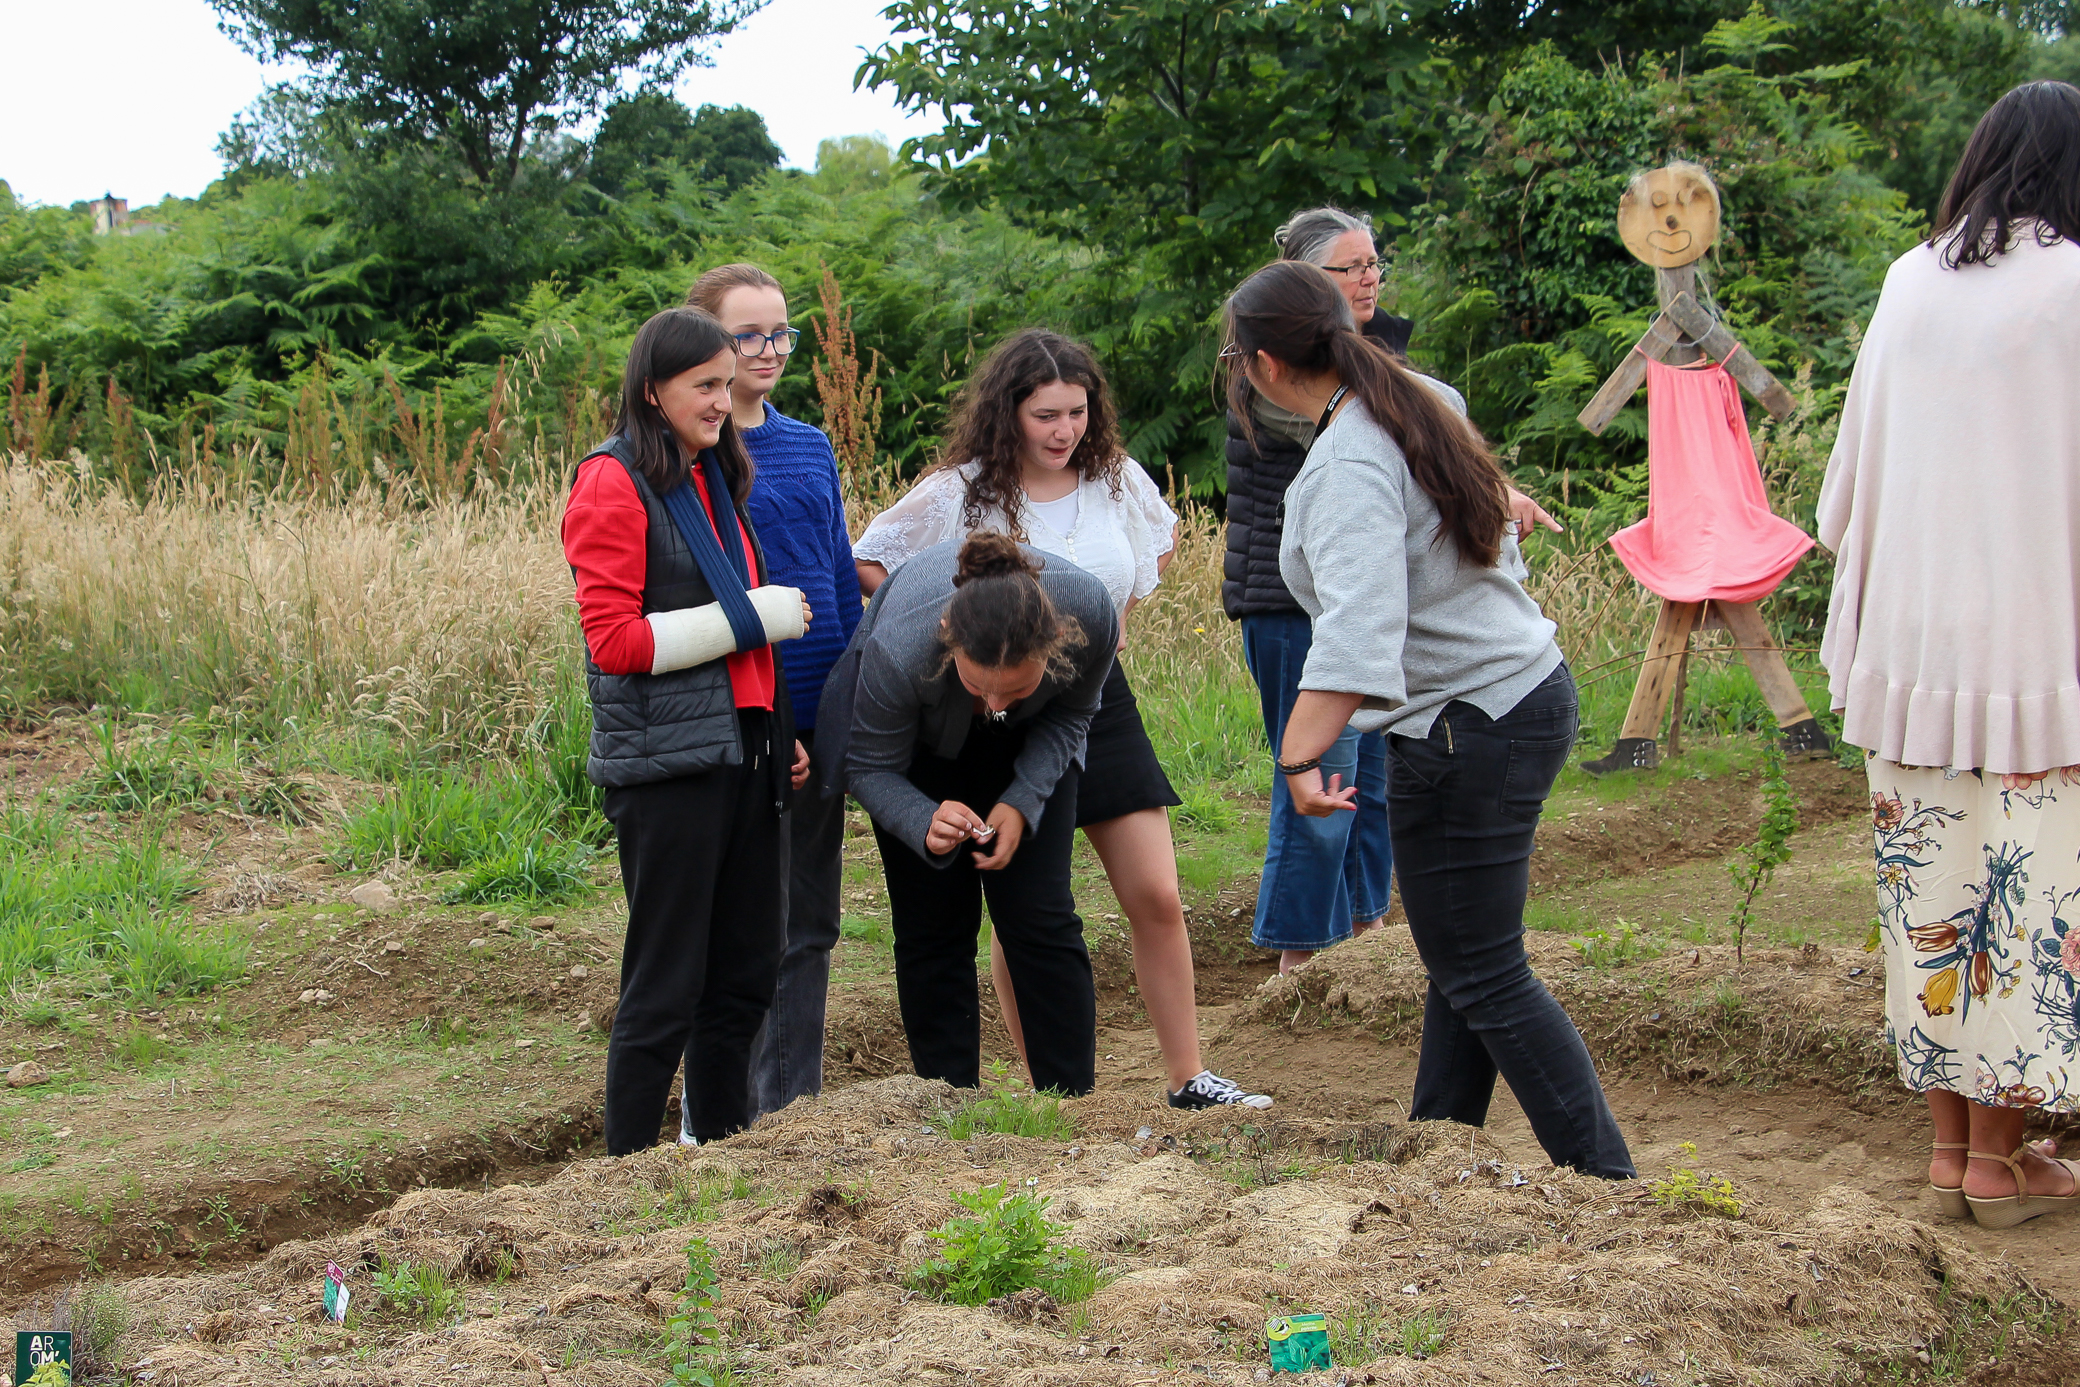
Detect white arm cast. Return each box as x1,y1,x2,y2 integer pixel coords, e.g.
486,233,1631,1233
646,586,808,676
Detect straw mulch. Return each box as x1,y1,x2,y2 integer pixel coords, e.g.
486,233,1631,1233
107,1075,2043,1386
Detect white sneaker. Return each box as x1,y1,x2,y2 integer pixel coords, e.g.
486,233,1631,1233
1168,1070,1273,1110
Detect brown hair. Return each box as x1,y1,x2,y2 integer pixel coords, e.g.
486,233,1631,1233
1931,81,2080,268
686,262,785,316
1221,260,1508,567
936,329,1127,534
611,308,755,502
939,531,1086,677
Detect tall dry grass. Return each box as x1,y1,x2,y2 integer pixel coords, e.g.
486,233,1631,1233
0,459,577,757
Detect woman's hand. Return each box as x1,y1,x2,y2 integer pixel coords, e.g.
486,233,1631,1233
1288,768,1359,818
790,740,811,789
800,594,813,630
972,803,1027,870
1505,487,1563,536
926,799,988,855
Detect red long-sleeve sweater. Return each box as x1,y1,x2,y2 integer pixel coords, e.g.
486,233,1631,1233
561,455,774,709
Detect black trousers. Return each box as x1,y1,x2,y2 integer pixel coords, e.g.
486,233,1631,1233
1387,665,1636,1179
602,711,785,1154
873,718,1095,1095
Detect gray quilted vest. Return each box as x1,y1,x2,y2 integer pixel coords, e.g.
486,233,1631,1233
577,444,769,789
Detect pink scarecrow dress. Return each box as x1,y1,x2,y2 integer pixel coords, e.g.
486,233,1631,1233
1608,356,1813,604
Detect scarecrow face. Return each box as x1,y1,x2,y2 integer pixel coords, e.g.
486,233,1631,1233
1617,163,1720,269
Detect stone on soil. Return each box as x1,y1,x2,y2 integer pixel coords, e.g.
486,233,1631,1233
6,1061,49,1087
348,881,399,913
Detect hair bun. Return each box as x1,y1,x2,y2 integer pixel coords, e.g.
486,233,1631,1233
953,530,1039,586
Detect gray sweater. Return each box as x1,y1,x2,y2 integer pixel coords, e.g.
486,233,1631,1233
1280,385,1561,738
818,540,1117,862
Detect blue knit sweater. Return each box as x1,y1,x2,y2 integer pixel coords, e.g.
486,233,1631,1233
743,405,862,729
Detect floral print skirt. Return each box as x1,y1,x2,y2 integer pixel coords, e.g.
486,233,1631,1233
1872,758,2080,1112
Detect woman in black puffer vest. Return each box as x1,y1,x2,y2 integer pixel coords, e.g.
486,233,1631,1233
1223,208,1411,973
562,308,813,1155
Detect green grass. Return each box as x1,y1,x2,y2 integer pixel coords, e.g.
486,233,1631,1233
0,808,246,1002
1329,1303,1448,1364
934,1074,1077,1140
337,766,600,904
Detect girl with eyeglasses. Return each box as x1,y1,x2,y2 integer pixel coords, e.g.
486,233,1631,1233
562,307,814,1154
852,329,1272,1111
677,264,863,1135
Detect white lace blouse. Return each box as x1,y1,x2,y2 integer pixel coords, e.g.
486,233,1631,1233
855,461,1179,618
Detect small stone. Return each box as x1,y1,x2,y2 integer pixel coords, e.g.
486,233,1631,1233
477,911,499,926
530,915,557,931
308,1037,332,1047
6,1061,50,1087
515,1039,535,1049
468,937,489,949
382,940,405,954
569,965,589,980
348,881,399,913
298,988,319,1003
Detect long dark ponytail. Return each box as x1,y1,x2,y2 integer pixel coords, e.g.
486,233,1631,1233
612,308,756,502
1221,261,1509,567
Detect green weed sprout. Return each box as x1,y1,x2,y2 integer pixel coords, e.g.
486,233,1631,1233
908,1182,1096,1306
372,1257,463,1326
1647,1141,1743,1218
1727,736,1799,963
665,1237,729,1387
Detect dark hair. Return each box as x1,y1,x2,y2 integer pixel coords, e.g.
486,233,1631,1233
936,329,1127,534
685,262,785,316
939,531,1086,677
1221,261,1509,567
613,308,755,502
1931,80,2080,269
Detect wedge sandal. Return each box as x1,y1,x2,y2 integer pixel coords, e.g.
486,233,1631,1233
1964,1143,2080,1229
1930,1141,1969,1219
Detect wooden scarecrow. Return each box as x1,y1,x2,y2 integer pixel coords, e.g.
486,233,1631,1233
1576,161,1833,775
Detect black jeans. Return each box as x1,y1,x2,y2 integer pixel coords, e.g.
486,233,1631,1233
602,711,785,1154
1387,665,1635,1179
874,717,1095,1095
702,726,846,1128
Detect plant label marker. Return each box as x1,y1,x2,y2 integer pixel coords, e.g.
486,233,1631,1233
1264,1313,1331,1373
324,1261,351,1322
15,1330,71,1381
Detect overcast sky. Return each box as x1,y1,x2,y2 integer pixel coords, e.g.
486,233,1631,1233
0,0,942,209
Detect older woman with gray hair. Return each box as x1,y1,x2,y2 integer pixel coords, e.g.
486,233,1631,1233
1223,207,1559,972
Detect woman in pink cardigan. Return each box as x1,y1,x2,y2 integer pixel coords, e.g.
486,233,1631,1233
1820,80,2080,1229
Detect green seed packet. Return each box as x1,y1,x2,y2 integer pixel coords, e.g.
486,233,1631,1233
1265,1312,1332,1373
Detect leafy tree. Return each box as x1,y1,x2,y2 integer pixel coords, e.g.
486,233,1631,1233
209,0,764,190
589,95,782,197
863,0,1439,483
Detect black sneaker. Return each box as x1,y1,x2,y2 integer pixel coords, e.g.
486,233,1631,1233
1582,737,1658,775
1168,1070,1273,1110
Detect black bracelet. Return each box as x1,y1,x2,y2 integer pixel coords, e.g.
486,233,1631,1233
1276,756,1322,776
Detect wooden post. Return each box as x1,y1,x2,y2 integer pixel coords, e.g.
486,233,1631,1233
1713,600,1815,728
1619,599,1706,741
1655,265,1703,366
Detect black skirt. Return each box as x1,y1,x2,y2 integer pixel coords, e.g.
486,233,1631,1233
1075,660,1182,827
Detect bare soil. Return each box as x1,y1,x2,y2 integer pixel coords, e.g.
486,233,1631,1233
12,739,2080,1383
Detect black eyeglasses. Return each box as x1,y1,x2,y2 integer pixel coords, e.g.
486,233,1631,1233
1320,258,1384,279
732,328,801,357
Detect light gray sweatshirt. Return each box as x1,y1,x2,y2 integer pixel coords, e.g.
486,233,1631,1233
1279,384,1561,738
